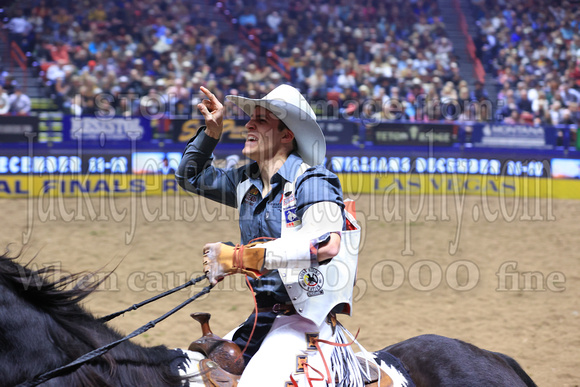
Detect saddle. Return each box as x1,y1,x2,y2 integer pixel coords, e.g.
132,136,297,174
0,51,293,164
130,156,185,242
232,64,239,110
189,313,393,387
188,313,242,387
196,358,240,387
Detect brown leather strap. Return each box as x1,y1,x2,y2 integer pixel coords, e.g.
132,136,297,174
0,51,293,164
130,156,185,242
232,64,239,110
199,359,240,387
366,370,394,387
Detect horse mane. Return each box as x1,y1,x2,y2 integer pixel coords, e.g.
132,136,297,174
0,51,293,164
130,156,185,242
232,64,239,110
0,253,100,313
0,253,183,387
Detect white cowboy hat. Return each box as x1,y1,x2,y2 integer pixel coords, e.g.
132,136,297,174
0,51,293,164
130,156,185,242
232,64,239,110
226,84,325,165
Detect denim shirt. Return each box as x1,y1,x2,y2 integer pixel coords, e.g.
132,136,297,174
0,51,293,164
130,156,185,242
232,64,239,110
176,127,344,306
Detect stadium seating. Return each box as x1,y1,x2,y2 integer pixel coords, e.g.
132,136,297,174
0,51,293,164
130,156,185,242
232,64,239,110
470,0,580,125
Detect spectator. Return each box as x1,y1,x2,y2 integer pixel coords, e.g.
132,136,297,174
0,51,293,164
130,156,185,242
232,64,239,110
567,102,580,124
88,4,107,22
2,75,18,95
8,87,32,115
472,0,580,123
6,9,33,50
14,0,471,126
266,11,282,32
532,92,549,119
470,81,489,102
70,94,83,116
517,89,533,113
306,68,328,99
503,110,520,125
238,10,257,27
48,41,72,64
560,81,580,106
0,86,10,115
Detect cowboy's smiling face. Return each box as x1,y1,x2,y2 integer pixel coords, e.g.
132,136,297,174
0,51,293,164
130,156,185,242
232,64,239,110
243,106,294,162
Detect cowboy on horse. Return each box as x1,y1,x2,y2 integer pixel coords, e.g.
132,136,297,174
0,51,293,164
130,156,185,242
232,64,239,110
176,84,365,385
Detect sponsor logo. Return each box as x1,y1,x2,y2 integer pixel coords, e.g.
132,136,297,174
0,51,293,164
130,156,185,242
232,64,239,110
298,267,324,297
243,187,260,205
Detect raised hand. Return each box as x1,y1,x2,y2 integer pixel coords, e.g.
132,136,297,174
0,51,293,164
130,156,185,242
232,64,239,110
197,86,224,139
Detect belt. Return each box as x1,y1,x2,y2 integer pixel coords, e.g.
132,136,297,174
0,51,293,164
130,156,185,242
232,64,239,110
257,303,296,315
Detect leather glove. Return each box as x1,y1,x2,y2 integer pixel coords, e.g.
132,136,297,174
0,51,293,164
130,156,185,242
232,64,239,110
202,242,266,285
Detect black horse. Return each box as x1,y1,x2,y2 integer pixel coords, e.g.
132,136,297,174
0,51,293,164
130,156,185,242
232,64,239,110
0,254,537,387
378,335,537,387
0,254,188,387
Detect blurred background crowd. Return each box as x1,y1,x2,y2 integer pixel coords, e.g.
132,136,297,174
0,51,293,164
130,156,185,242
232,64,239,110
1,0,579,127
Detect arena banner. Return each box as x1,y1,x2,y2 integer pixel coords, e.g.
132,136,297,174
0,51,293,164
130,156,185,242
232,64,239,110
0,174,179,198
0,116,39,142
2,173,579,200
469,123,558,149
317,120,359,145
1,150,554,178
0,153,132,174
326,155,550,177
371,122,457,146
62,116,152,142
337,173,580,200
171,118,359,144
171,118,244,143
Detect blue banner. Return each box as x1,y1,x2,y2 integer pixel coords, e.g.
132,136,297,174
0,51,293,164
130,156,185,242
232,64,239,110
469,123,559,149
62,116,152,142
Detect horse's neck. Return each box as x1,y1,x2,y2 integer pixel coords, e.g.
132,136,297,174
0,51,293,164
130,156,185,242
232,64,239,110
0,257,181,386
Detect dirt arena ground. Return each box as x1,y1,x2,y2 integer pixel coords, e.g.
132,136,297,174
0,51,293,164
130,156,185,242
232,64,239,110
1,190,578,386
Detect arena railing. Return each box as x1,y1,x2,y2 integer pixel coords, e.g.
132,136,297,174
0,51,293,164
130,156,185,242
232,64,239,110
452,0,485,84
0,28,28,91
9,41,28,90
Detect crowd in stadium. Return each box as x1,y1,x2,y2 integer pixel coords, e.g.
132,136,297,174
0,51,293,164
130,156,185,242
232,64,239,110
471,0,580,126
1,0,579,127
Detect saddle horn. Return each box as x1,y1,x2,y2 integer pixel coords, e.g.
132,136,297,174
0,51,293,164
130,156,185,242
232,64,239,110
189,312,245,375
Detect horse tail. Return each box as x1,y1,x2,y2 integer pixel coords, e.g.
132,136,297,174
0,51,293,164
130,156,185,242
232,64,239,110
493,352,538,387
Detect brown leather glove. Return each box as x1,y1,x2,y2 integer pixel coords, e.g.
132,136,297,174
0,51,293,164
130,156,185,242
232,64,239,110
202,242,266,285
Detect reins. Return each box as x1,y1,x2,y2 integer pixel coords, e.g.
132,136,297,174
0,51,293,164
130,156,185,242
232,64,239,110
18,275,211,387
99,273,208,322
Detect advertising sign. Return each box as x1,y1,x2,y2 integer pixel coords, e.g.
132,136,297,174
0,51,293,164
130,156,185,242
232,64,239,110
171,118,359,145
470,123,558,149
0,116,39,142
63,116,152,142
318,120,359,144
371,123,457,146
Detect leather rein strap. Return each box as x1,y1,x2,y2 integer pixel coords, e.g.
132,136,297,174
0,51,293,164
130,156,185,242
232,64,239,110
18,278,211,387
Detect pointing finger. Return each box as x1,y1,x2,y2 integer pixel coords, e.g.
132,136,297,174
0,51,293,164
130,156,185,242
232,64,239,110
200,86,220,105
